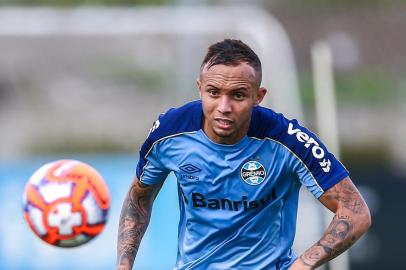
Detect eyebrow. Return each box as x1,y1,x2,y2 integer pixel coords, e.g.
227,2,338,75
206,84,219,89
232,87,249,92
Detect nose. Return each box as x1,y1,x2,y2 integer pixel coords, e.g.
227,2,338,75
217,96,232,114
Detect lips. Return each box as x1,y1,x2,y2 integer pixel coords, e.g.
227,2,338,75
215,118,233,129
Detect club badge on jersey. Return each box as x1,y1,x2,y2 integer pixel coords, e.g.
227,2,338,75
240,161,267,186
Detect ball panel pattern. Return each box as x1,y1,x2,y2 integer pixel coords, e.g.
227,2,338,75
22,160,110,248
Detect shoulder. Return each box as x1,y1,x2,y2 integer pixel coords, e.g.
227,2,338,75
249,106,316,147
140,100,202,155
249,106,334,176
249,106,349,193
248,106,291,139
249,105,325,160
147,100,203,142
136,101,203,179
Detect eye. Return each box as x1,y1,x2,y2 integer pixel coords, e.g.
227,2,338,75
208,88,219,97
233,92,246,100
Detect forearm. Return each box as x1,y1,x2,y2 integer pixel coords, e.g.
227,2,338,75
294,178,371,269
116,180,158,270
298,210,370,269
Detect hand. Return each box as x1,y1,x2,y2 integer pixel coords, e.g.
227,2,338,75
288,258,313,270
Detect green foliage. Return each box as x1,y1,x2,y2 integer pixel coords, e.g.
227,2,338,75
341,141,391,166
299,70,402,107
335,71,399,104
27,136,135,154
0,0,174,6
298,72,316,108
273,0,403,10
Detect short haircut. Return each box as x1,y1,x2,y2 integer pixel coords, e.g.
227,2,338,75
201,39,262,85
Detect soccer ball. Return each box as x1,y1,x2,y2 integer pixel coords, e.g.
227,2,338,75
22,159,110,248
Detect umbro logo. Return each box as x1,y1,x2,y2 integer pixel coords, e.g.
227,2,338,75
180,164,201,174
319,159,331,173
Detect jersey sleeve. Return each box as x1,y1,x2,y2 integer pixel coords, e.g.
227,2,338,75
137,139,170,185
135,100,203,185
136,115,171,185
249,107,349,199
286,119,349,198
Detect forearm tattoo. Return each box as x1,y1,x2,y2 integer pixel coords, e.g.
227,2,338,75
116,180,161,270
299,178,370,269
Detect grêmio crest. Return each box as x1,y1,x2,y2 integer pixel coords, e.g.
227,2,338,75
240,161,266,186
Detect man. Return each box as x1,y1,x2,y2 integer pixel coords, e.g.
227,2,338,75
116,39,371,270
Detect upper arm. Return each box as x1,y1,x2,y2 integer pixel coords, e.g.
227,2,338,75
126,177,164,208
319,176,370,219
120,177,164,222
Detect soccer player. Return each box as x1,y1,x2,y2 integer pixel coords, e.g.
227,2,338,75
116,39,371,270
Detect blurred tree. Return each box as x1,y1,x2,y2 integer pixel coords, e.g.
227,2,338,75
0,0,174,6
267,0,404,10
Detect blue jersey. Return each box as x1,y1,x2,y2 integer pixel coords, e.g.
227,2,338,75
136,100,348,270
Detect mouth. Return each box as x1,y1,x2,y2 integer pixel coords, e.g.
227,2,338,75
215,118,233,129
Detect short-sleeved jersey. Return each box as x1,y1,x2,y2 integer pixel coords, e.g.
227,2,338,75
136,100,349,270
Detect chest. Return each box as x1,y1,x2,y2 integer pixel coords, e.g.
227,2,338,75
160,137,294,198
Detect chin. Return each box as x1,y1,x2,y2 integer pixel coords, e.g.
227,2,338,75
214,131,236,142
214,128,233,137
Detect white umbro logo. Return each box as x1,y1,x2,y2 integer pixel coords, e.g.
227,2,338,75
319,159,331,173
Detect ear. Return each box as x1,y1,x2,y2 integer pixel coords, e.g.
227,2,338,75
197,79,202,99
255,87,267,106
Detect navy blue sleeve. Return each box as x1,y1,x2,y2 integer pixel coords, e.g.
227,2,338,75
136,101,202,182
248,106,349,193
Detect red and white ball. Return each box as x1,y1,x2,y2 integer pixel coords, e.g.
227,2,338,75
22,160,110,247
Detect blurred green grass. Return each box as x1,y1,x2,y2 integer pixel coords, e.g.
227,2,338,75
299,70,403,107
0,0,175,6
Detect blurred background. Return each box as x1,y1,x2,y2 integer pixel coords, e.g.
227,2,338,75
0,0,404,269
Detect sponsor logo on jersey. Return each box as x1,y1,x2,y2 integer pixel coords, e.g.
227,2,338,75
287,122,331,172
240,161,266,185
179,164,201,180
190,190,276,212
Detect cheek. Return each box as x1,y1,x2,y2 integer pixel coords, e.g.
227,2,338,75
202,102,215,119
202,97,217,113
236,104,252,119
232,107,252,128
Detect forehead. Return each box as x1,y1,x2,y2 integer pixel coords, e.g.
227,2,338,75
200,63,258,86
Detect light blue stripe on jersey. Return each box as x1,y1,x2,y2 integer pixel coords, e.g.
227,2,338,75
136,101,349,270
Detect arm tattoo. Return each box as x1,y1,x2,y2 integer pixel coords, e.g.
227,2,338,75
116,180,162,270
300,215,353,267
299,178,371,269
321,179,365,214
